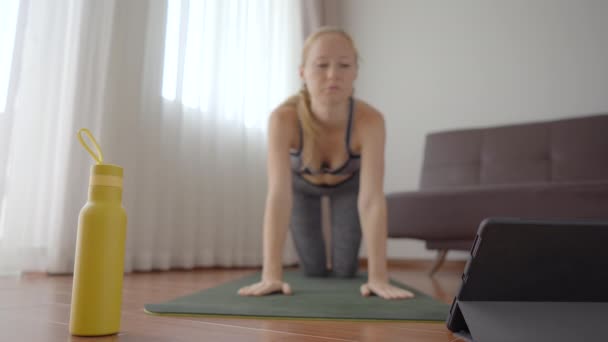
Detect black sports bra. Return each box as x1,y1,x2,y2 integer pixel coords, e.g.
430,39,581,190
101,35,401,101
290,97,361,175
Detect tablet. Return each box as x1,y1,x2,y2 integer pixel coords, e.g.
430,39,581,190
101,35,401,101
447,218,608,341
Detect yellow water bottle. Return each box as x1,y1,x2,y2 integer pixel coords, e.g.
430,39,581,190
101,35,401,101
69,128,127,336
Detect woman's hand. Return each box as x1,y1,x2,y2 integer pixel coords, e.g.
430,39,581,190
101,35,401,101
237,280,292,296
360,281,415,300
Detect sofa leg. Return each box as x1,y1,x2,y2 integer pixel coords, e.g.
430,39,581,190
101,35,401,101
429,249,448,276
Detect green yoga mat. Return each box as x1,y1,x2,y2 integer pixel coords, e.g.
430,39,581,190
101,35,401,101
144,271,449,322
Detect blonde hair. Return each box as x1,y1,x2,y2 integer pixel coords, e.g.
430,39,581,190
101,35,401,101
281,27,359,169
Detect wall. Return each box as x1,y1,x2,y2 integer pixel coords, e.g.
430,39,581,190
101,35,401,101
337,0,608,259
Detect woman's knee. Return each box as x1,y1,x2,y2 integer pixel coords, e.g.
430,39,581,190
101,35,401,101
302,266,329,277
332,264,358,278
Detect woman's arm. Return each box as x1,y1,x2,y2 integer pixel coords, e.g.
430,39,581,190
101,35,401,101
357,109,414,300
262,109,294,281
239,108,295,296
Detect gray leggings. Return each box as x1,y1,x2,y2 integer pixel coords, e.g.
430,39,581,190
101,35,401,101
290,171,362,278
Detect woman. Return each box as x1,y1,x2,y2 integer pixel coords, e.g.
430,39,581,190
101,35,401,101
238,27,414,300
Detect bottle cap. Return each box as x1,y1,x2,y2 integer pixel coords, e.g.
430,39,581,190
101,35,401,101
78,128,124,188
91,164,123,177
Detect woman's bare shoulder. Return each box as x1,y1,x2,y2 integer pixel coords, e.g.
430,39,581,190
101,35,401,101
270,101,297,124
349,99,385,153
353,98,385,129
268,102,299,147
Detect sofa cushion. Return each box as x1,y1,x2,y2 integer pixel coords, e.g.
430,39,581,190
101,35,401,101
551,115,608,182
480,123,550,185
420,130,482,189
419,114,608,189
387,181,608,241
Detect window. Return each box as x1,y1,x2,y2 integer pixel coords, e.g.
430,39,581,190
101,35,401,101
0,0,21,113
161,0,294,130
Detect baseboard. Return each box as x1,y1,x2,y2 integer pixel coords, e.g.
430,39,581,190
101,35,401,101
28,260,467,276
359,258,467,272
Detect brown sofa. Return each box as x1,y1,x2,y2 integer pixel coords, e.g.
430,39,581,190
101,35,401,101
387,114,608,274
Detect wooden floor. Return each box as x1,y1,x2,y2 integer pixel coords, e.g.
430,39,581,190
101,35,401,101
0,261,468,341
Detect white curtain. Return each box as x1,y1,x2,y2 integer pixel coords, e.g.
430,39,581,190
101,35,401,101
0,0,315,275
